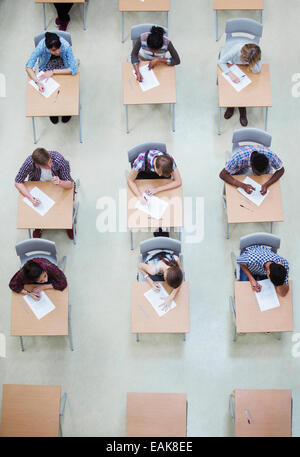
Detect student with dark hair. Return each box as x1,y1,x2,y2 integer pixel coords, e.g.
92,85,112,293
131,26,180,82
54,2,74,31
127,149,182,206
15,148,74,239
219,144,284,196
139,252,184,309
26,31,77,124
237,244,289,297
9,258,67,301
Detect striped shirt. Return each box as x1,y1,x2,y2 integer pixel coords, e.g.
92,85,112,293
131,34,180,66
225,145,283,175
132,150,177,173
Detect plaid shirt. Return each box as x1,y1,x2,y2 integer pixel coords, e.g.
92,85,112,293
132,150,177,173
237,245,289,285
15,151,74,183
9,258,68,293
225,145,283,175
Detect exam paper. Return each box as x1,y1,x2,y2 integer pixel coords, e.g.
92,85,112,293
222,64,252,92
136,193,168,220
237,176,269,206
29,71,60,98
144,284,176,317
134,64,160,92
254,279,280,312
23,292,56,320
23,186,55,216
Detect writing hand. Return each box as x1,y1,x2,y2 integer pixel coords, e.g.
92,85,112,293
31,197,41,207
52,176,60,185
260,183,268,195
250,278,262,293
242,183,256,194
152,282,161,292
28,291,41,301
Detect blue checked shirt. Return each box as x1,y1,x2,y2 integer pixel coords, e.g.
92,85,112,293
225,145,283,175
237,245,289,285
133,150,177,173
26,37,77,75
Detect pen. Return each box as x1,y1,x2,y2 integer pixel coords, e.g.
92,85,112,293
240,204,253,212
54,88,61,103
138,303,149,317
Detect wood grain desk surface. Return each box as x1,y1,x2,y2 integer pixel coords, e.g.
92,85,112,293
119,0,170,11
126,392,187,437
235,281,293,333
214,0,264,10
225,174,283,224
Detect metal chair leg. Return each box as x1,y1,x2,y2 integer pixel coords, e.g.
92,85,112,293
166,11,169,29
83,2,87,30
32,117,37,144
68,304,74,351
136,333,139,342
260,9,263,24
43,3,46,30
121,11,125,42
172,104,175,132
130,230,133,250
229,394,235,423
20,336,24,352
215,10,219,41
265,107,269,131
183,333,186,341
59,393,67,437
126,105,129,133
230,296,237,342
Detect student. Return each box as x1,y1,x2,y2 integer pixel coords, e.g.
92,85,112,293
15,148,75,239
127,149,182,206
139,252,183,309
54,3,74,31
237,244,289,297
219,43,262,126
9,258,67,300
131,26,180,82
26,31,77,124
219,144,285,195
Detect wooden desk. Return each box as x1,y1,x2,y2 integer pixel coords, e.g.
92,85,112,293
127,179,183,249
217,64,272,134
17,181,74,235
0,384,61,437
213,1,264,41
224,174,283,238
233,281,293,337
126,393,187,437
119,0,170,42
131,281,189,341
123,61,176,133
11,285,71,351
26,73,82,143
233,389,292,437
35,0,87,31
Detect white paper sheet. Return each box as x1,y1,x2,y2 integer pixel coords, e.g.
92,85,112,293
23,291,56,320
222,64,252,92
133,64,160,92
144,284,176,317
23,186,55,216
237,176,269,206
29,71,60,98
254,279,281,312
136,193,168,220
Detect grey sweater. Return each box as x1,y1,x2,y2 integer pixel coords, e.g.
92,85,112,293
219,39,262,74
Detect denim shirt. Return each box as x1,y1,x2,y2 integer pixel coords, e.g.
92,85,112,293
26,37,77,75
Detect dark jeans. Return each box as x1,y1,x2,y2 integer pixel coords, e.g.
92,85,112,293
239,267,267,282
54,3,73,22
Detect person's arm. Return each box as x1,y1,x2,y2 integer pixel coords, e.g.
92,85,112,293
51,176,73,189
240,264,262,292
14,158,41,205
26,42,46,91
138,262,160,291
251,59,262,74
167,41,180,65
131,37,143,82
52,154,74,189
261,168,285,195
219,168,255,194
127,168,147,204
65,44,78,75
147,168,182,195
32,283,54,293
43,260,67,291
15,182,39,202
276,283,289,297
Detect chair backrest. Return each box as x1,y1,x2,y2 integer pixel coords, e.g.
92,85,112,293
34,30,72,48
225,18,262,45
128,142,167,166
131,24,168,48
240,233,280,254
15,239,58,267
232,128,272,154
140,236,181,258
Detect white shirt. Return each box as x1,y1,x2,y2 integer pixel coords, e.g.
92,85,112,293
40,168,53,181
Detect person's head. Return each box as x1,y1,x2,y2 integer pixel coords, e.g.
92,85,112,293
32,148,52,169
147,26,165,51
45,32,61,56
250,151,269,175
23,260,48,283
162,258,183,289
154,155,173,177
266,262,287,286
240,44,261,69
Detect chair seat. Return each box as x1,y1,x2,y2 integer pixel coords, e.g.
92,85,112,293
20,254,58,267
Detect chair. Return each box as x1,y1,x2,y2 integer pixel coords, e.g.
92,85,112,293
127,142,168,180
137,236,183,282
232,128,272,154
72,178,80,245
59,393,67,437
34,30,72,48
131,24,168,48
225,18,263,46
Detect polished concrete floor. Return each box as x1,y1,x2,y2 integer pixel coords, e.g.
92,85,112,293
0,0,300,437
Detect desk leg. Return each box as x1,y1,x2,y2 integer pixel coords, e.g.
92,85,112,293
83,2,87,30
265,107,269,131
79,96,83,143
216,10,219,41
43,3,46,30
32,117,37,144
179,227,182,242
20,336,24,352
230,296,237,342
121,12,125,43
229,394,235,423
270,221,273,233
166,11,169,29
126,105,129,133
136,333,139,342
183,333,186,342
68,304,74,351
130,229,133,250
260,10,263,24
226,222,230,240
277,332,282,341
218,107,221,135
28,229,32,239
172,103,175,132
59,393,67,437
